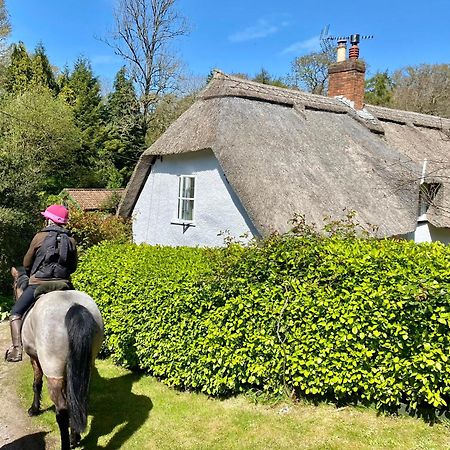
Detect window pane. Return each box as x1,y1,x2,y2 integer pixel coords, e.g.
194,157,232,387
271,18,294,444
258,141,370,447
180,199,194,221
182,177,195,198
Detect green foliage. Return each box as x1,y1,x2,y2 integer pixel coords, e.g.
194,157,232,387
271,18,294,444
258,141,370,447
74,236,450,413
0,86,82,200
288,37,335,95
66,208,132,251
30,42,58,92
0,87,82,289
2,42,32,94
101,67,145,186
253,68,289,88
0,292,12,321
58,57,105,185
1,42,58,94
365,71,394,106
146,93,195,147
0,207,35,291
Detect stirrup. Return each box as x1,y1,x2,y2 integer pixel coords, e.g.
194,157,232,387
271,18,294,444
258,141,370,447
5,345,22,362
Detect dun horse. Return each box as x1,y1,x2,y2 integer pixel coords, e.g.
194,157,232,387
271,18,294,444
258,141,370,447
11,267,104,449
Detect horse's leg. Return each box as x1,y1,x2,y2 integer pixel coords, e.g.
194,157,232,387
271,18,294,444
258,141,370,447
28,357,43,416
47,377,71,450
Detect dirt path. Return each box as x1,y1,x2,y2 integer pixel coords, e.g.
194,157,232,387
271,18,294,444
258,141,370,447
0,321,57,450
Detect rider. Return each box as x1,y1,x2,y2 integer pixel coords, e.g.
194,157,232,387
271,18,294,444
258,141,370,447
5,204,78,362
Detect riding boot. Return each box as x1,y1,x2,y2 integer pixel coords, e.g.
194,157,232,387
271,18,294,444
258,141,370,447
5,315,23,362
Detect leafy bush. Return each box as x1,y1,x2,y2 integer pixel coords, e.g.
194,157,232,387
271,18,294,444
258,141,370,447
73,236,450,413
0,207,36,292
66,208,132,251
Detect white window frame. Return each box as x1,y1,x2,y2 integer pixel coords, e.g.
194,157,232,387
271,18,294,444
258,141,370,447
175,175,196,224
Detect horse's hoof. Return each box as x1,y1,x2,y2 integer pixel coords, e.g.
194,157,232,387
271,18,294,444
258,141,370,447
28,407,40,416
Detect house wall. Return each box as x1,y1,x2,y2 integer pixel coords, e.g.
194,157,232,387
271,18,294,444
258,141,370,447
414,221,450,244
132,149,259,247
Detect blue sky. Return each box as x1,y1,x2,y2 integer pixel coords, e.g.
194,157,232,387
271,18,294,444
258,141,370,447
7,0,450,87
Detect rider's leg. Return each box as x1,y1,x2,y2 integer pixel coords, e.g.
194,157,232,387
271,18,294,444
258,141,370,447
5,315,23,362
5,285,38,362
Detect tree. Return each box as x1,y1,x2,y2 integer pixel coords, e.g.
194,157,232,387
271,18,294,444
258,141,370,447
105,0,189,135
146,92,195,146
0,87,82,286
2,42,58,94
0,0,10,59
289,40,335,94
0,86,82,201
253,68,289,88
391,64,450,118
59,57,105,185
101,67,146,186
364,71,393,106
3,42,32,94
31,43,58,92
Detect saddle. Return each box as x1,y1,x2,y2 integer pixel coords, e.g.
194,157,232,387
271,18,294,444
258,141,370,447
22,281,72,320
34,281,72,300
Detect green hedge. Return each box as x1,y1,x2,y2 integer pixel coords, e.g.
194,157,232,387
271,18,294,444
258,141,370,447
73,237,450,412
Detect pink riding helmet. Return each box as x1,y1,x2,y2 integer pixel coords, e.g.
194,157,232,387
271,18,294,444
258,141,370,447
41,204,69,225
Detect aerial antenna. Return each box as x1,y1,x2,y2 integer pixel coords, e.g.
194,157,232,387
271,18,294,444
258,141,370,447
323,33,374,60
319,25,330,42
323,34,374,44
319,25,332,52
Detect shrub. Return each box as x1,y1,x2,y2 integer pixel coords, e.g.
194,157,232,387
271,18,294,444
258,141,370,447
73,236,450,413
66,208,132,251
0,207,36,292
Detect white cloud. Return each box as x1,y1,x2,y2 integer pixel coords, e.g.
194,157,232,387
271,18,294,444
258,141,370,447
281,35,321,55
229,19,279,43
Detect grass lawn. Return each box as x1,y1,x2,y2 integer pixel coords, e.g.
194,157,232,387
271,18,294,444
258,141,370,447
19,358,450,450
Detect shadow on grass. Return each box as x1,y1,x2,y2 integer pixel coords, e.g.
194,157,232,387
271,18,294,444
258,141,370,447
2,431,48,449
83,367,153,449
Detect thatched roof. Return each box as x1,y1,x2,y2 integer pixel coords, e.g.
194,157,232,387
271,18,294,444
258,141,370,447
119,71,450,236
64,188,124,211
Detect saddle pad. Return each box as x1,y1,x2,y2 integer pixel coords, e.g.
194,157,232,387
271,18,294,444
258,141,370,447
34,281,71,299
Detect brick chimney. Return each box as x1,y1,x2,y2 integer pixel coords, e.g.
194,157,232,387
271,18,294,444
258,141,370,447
328,35,366,110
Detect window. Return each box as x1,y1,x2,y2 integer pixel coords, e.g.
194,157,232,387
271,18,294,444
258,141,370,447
418,182,440,217
177,176,195,222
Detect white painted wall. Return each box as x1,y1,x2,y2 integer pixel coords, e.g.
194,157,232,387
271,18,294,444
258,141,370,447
414,220,450,244
132,149,259,247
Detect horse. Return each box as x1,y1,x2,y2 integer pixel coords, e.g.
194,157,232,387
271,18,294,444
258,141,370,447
11,266,104,450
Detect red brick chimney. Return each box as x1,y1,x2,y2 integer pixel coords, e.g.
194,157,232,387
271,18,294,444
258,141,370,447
328,35,366,110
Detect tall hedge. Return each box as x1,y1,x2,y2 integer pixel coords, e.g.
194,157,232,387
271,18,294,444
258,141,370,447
73,237,450,412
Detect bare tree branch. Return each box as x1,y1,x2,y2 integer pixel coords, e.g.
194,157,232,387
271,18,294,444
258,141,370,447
102,0,188,134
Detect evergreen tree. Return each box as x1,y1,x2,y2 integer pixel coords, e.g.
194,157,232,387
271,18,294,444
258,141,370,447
3,41,33,94
253,68,289,88
365,71,393,106
101,67,145,186
31,43,58,92
61,57,105,184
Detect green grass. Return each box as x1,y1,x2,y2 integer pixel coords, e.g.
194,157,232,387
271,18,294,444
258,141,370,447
20,359,450,450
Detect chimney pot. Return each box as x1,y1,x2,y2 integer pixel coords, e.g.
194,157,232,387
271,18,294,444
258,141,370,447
349,44,360,59
336,39,347,62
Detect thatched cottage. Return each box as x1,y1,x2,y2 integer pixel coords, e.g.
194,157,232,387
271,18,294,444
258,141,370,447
118,38,450,246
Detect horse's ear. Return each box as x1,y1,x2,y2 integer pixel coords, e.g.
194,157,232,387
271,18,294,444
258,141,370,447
11,267,18,278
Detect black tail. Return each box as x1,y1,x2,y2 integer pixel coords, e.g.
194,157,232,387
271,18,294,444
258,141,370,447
65,304,98,434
